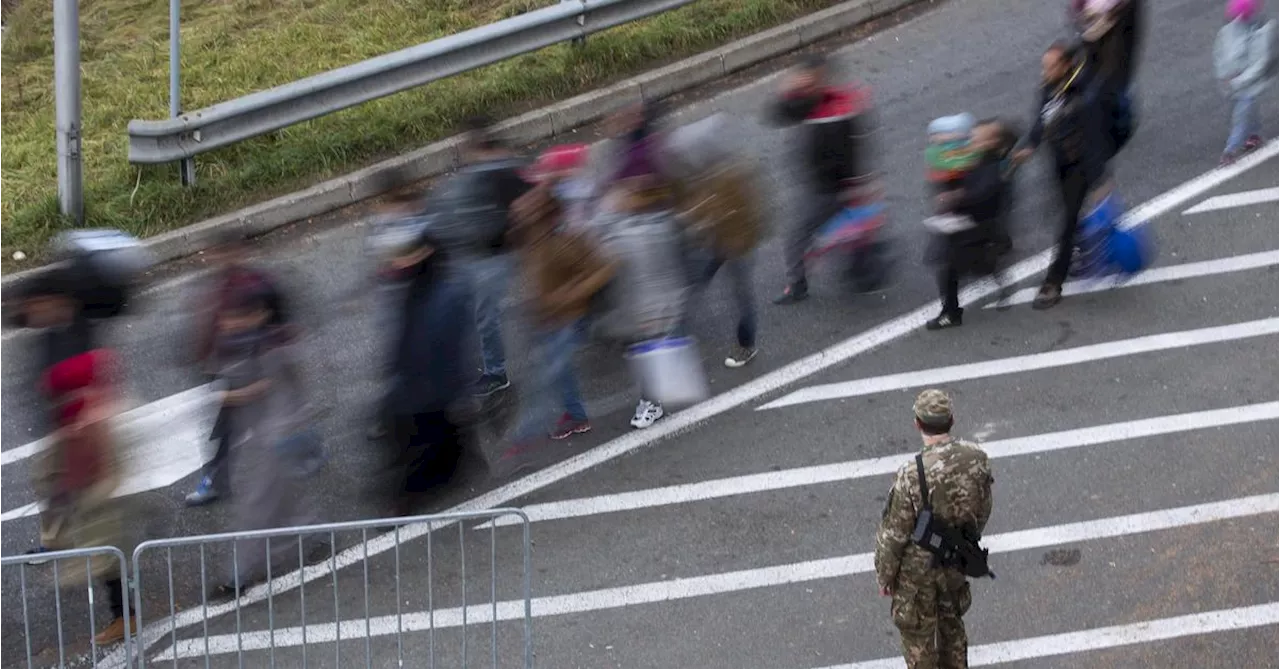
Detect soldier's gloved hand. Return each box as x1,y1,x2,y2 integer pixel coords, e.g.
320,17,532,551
879,585,893,597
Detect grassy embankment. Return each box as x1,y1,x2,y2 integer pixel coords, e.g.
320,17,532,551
1,0,845,271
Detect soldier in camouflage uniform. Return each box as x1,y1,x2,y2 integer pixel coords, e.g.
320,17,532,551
874,389,994,669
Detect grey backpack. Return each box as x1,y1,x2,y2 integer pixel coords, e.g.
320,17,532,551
423,159,525,256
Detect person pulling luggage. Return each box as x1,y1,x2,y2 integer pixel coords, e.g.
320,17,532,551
764,53,872,304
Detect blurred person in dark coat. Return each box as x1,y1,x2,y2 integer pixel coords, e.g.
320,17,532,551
1073,0,1144,159
453,116,535,400
379,227,478,516
1013,41,1110,310
764,53,872,304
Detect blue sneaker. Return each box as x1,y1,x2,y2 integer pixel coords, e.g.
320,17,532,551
184,476,221,507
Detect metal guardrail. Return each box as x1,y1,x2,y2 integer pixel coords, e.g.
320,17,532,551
128,0,699,164
1,546,135,669
128,509,533,668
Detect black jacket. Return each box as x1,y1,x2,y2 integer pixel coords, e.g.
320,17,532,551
927,155,1014,275
384,254,475,416
1023,61,1109,185
767,87,870,195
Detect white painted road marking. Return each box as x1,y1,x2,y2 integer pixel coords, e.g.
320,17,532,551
0,382,214,468
101,140,1280,669
818,603,1280,668
153,494,1279,660
0,385,219,523
983,250,1279,310
758,318,1279,411
477,402,1279,529
1183,187,1280,215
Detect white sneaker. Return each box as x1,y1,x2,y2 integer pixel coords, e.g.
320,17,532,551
724,346,758,368
630,400,665,429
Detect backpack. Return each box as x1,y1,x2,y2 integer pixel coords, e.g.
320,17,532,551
53,229,156,320
675,160,766,259
592,210,690,343
1251,20,1279,80
424,159,524,256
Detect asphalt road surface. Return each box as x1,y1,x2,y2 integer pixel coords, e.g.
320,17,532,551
2,0,1278,666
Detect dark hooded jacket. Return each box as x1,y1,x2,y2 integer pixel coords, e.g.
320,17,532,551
383,245,475,416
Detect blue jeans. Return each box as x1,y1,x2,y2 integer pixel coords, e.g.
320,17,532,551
681,250,757,348
1226,95,1260,155
470,254,513,378
513,320,587,441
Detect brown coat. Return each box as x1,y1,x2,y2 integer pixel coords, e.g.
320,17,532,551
511,184,616,327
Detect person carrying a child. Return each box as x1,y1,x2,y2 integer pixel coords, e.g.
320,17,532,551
923,118,1019,330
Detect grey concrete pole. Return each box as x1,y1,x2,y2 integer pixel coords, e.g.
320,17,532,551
53,0,84,225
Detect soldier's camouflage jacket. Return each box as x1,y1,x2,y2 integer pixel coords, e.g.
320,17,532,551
874,436,994,590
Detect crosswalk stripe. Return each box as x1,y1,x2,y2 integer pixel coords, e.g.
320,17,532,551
983,251,1279,310
153,494,1279,660
0,382,215,468
757,318,1279,411
1183,187,1280,215
477,402,1278,529
818,603,1279,668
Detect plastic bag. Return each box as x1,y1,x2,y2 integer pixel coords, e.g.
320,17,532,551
1070,189,1153,279
625,336,709,407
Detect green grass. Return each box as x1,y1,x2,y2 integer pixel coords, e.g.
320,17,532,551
2,0,843,271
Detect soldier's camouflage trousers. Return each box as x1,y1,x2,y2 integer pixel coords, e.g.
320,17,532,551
891,567,972,669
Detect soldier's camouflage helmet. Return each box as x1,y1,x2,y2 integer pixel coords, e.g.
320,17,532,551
913,389,953,425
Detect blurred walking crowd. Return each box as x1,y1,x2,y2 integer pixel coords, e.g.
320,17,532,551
3,0,1274,648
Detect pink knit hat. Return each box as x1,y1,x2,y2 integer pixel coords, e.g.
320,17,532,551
1227,0,1259,21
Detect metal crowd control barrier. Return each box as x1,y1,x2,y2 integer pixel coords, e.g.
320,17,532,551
127,0,699,164
1,546,134,669
130,508,533,668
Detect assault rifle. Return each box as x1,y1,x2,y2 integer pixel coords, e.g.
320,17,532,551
910,454,996,580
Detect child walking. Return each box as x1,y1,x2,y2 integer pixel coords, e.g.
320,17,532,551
924,118,1019,330
1213,0,1277,165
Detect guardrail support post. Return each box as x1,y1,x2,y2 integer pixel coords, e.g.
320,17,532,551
563,0,586,47
53,0,84,225
170,0,196,185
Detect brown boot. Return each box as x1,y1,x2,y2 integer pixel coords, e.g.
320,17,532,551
93,616,136,645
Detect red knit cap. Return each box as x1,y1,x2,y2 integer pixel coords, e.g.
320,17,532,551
523,144,590,183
